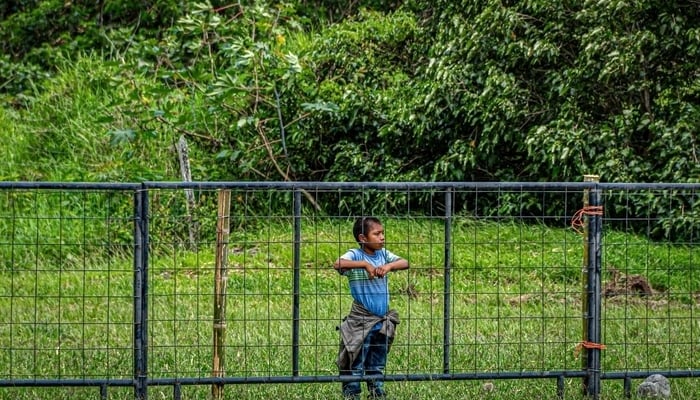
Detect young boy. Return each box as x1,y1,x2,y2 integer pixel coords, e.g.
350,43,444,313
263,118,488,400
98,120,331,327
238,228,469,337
334,217,409,400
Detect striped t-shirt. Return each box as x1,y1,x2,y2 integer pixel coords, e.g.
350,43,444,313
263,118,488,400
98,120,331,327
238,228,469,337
339,248,401,317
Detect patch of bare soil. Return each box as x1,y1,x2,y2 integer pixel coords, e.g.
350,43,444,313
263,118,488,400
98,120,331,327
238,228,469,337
603,267,654,298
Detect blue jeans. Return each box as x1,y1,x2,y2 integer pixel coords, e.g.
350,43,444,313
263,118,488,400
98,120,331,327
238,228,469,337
342,327,388,398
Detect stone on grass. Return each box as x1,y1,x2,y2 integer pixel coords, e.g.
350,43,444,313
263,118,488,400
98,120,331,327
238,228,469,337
636,374,670,399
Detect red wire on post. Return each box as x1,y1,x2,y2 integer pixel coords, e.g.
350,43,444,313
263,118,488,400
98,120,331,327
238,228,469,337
574,340,607,359
571,206,604,234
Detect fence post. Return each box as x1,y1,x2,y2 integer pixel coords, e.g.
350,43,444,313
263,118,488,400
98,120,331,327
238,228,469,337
581,175,603,399
134,187,149,400
292,190,302,376
212,190,231,399
443,189,452,374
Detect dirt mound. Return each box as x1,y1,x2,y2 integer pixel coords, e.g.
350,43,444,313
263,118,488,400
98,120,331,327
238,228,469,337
603,267,654,298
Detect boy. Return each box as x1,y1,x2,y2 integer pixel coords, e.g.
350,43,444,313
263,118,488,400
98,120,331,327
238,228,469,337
334,217,409,399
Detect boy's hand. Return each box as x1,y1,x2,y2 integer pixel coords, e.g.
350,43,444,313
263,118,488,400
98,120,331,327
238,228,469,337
375,265,389,278
364,263,376,279
332,260,347,274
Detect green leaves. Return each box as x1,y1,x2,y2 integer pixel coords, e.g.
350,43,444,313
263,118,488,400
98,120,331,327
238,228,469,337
2,0,699,238
301,101,339,113
108,128,136,146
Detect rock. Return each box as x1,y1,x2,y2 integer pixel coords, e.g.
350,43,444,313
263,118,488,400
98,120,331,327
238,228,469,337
636,374,670,399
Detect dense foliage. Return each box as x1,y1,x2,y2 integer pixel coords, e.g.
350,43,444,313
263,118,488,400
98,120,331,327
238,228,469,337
0,0,698,239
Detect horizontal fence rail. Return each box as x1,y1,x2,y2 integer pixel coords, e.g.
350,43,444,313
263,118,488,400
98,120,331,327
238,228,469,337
0,181,698,399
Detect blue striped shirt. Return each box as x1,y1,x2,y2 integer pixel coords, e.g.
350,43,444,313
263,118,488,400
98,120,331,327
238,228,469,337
340,248,400,317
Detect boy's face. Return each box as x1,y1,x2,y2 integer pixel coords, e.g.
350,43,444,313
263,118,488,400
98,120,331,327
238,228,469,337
359,222,385,252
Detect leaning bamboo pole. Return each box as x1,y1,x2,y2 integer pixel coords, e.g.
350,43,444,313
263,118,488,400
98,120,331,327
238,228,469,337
212,189,231,399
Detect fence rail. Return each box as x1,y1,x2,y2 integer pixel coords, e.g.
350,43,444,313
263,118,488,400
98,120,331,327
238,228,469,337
0,181,698,400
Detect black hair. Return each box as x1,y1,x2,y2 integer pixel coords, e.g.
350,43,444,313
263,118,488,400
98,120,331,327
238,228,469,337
352,216,382,245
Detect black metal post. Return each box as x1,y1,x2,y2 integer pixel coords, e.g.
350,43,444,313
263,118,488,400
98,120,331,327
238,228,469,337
292,190,302,376
133,187,149,400
443,189,452,374
624,376,632,399
557,375,565,399
585,184,603,399
174,383,182,400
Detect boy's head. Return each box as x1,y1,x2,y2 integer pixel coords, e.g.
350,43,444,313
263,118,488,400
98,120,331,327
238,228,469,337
353,216,382,245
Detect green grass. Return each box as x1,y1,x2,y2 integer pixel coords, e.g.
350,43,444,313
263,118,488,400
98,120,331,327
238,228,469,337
0,217,699,399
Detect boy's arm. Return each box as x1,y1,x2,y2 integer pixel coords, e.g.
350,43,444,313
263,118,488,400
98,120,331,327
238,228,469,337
375,258,409,278
334,258,376,278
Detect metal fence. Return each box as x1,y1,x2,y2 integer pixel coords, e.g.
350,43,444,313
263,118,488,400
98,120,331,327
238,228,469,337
0,181,698,400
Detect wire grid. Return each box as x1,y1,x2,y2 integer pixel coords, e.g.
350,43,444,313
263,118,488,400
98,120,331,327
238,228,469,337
600,187,700,373
145,186,589,379
0,188,134,380
0,184,698,398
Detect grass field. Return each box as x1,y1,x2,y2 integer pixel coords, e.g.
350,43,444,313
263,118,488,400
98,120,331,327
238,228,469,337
0,217,698,399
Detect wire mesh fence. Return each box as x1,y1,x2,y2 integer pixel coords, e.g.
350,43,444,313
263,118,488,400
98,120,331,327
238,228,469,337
0,181,698,400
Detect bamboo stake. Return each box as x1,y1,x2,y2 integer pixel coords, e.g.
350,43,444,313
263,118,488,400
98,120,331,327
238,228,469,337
212,189,231,399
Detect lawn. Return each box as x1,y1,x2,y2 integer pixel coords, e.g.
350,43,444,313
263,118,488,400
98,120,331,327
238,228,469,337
0,217,698,399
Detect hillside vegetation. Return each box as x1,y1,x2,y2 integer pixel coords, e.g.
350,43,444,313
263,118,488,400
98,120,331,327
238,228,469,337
0,0,699,237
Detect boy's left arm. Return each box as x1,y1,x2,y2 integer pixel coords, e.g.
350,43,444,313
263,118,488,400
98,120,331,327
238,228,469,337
375,258,408,278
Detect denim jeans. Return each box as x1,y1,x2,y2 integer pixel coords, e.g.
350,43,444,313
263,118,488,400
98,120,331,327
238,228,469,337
342,327,388,399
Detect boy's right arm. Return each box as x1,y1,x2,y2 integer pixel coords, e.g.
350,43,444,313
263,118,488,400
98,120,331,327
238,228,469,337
334,258,376,279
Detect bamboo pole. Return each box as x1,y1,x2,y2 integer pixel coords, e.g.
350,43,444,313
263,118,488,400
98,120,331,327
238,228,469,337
212,189,231,399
